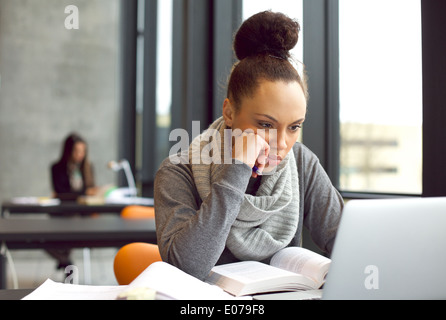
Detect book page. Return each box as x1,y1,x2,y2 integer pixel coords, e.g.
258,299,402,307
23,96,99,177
207,261,317,296
22,279,126,300
126,261,238,300
23,262,240,300
270,247,331,285
209,261,296,285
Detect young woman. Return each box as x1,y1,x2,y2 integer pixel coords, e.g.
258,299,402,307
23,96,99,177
49,133,98,269
154,11,343,280
51,133,97,201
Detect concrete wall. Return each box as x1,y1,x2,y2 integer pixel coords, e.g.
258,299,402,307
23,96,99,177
0,0,121,201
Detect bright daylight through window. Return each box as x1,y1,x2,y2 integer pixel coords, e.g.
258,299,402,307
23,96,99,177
339,0,422,195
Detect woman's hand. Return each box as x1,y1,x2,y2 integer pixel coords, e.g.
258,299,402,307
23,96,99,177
232,129,270,178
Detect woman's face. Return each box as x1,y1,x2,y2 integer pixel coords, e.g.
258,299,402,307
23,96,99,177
71,142,87,164
223,80,307,170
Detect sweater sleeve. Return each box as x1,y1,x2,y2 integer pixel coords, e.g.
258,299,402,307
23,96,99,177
297,144,344,255
154,158,252,280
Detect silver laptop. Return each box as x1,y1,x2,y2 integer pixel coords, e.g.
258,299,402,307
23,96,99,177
323,197,446,300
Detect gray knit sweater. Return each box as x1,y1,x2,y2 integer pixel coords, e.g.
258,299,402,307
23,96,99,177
154,142,344,280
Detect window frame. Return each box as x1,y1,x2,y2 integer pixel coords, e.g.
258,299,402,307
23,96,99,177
421,0,446,197
120,0,242,197
303,0,445,199
302,0,340,189
119,0,138,188
120,0,446,199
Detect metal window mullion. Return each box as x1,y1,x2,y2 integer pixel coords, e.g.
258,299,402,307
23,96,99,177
325,0,340,188
141,0,158,183
212,0,242,119
119,0,138,187
302,0,340,187
421,0,446,197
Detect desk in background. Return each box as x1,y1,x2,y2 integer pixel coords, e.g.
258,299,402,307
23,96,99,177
1,198,153,217
1,201,127,217
0,216,157,289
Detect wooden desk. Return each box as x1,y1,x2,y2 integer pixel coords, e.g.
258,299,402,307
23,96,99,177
0,216,157,289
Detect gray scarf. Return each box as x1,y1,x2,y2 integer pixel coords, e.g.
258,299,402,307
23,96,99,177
190,117,299,261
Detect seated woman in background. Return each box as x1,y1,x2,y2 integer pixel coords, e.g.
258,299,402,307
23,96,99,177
49,133,98,269
51,133,97,201
154,11,344,280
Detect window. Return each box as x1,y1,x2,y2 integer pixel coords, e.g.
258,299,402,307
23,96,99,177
338,0,423,194
128,0,443,198
133,0,173,196
155,0,173,168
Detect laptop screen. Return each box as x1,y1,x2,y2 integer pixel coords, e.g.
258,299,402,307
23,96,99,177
323,197,446,300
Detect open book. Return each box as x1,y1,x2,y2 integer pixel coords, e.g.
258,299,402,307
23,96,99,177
206,247,330,297
23,261,238,300
23,248,328,300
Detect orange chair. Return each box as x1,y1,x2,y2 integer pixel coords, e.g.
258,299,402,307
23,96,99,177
114,205,160,285
114,242,162,285
120,205,155,219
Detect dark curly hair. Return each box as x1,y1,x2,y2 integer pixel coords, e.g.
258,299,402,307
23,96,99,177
227,11,307,109
56,133,95,190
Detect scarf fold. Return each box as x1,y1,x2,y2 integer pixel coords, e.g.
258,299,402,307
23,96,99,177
190,117,299,261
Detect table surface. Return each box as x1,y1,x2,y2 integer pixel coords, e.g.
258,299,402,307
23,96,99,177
0,216,157,290
1,201,130,216
0,289,33,300
0,216,157,249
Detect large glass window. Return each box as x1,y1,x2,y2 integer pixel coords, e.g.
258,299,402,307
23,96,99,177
339,0,423,194
134,0,173,189
155,0,173,167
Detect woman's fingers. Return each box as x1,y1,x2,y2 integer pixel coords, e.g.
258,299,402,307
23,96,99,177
254,138,270,176
232,130,270,176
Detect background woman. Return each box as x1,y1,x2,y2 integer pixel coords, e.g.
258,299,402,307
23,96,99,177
49,133,97,269
51,133,97,201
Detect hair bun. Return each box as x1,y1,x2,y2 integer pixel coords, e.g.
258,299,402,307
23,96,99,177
234,11,300,61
